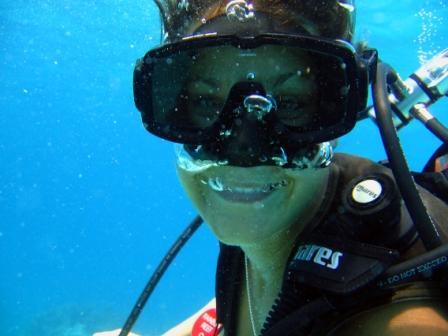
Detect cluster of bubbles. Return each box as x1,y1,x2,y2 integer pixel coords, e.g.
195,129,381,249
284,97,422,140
177,0,189,10
415,0,447,65
175,142,334,172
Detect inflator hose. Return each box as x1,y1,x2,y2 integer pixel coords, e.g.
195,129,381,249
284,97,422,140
119,216,204,336
378,243,448,288
373,62,443,250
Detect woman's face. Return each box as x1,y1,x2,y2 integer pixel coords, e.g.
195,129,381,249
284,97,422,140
176,45,330,245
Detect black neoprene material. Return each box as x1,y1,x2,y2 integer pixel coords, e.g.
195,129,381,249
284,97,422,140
288,234,399,294
214,153,448,336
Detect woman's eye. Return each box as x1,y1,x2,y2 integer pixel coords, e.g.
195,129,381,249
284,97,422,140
279,99,302,112
188,95,223,125
277,97,305,115
276,96,313,126
190,96,221,114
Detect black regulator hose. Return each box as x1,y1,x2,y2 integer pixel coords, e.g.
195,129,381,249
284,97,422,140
373,62,443,250
410,103,448,145
119,216,204,336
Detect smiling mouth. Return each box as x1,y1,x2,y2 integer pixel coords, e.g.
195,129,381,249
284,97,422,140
206,177,288,203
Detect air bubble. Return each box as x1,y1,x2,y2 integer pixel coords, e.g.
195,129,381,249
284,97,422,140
416,2,446,64
175,145,228,172
219,129,232,137
272,147,288,166
226,0,255,22
178,0,189,10
247,72,256,80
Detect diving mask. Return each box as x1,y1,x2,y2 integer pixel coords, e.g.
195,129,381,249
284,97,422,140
134,33,375,146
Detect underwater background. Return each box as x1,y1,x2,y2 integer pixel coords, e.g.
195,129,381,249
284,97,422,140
1,0,447,335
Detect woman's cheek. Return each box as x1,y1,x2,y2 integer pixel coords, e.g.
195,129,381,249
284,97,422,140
176,168,203,204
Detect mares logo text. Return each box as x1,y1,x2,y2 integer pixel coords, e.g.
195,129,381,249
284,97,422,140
294,244,343,270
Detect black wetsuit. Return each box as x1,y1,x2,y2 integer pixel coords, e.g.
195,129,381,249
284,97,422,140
215,153,448,336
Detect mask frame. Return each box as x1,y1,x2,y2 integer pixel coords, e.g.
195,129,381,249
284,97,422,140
134,33,377,145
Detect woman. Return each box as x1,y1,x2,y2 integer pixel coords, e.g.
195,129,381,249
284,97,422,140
97,0,448,335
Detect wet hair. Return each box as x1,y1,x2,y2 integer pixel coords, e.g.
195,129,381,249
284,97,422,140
153,0,355,42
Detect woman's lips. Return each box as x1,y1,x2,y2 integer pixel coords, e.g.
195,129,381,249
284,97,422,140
206,177,288,203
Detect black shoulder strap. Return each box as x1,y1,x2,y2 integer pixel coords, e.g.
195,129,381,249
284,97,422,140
215,244,244,336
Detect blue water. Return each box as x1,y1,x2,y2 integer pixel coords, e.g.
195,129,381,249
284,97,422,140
1,1,447,335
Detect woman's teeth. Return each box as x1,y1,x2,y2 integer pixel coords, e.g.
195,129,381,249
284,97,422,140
206,177,288,203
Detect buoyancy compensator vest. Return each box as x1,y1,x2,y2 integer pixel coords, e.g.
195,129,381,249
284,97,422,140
215,153,448,336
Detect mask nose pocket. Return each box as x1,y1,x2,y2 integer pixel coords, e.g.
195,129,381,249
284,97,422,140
210,81,278,165
243,94,276,121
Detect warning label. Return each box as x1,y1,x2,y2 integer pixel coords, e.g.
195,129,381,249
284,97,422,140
192,308,222,336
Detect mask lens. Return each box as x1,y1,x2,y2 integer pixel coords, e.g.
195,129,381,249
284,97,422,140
151,45,232,132
138,35,359,144
278,51,349,131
